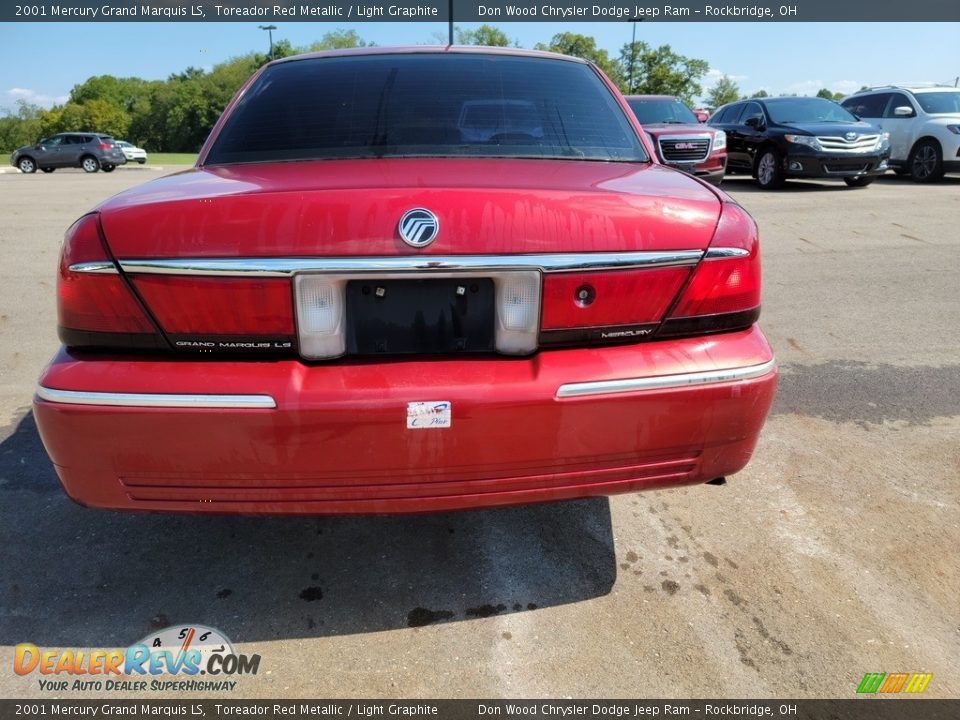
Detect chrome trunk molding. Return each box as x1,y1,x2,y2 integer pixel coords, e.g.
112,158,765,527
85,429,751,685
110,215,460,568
556,359,776,399
35,386,277,409
115,251,708,277
67,262,119,274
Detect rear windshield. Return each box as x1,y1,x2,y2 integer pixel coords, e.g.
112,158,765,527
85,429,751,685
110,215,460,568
765,98,858,124
627,98,699,125
204,53,648,165
914,91,960,114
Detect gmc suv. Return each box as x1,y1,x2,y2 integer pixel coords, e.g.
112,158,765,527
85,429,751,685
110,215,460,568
841,85,960,182
626,95,727,185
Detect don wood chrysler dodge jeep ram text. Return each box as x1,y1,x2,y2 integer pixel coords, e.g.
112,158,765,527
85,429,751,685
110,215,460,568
33,47,778,515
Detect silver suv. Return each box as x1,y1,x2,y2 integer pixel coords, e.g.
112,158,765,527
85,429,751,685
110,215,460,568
10,132,128,174
841,85,960,182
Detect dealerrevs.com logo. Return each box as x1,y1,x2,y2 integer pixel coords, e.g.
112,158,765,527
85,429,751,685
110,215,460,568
14,624,260,692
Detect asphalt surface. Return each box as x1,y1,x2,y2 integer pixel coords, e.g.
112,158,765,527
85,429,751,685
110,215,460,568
1,167,958,699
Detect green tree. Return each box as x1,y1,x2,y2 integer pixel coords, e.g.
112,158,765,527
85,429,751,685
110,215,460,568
39,100,129,139
536,33,623,87
751,89,770,98
305,29,374,51
816,88,844,101
69,75,157,113
706,75,741,109
618,42,709,104
456,24,517,47
0,101,46,152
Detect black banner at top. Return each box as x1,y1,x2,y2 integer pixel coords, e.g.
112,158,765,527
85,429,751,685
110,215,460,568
3,0,960,22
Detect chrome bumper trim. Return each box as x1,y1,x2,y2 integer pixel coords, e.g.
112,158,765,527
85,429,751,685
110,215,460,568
35,386,277,409
556,358,776,399
68,262,119,274
116,251,706,277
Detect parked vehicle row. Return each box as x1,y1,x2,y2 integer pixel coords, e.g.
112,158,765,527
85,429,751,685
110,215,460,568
625,85,960,190
9,134,148,173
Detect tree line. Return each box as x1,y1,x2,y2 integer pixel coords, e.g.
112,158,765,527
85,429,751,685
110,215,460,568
0,26,853,154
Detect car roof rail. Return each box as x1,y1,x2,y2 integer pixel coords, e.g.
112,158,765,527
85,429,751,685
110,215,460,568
857,82,953,93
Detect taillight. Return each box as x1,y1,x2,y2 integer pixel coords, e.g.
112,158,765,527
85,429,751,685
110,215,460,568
659,201,761,337
98,142,112,151
57,214,164,349
132,276,294,335
540,267,690,345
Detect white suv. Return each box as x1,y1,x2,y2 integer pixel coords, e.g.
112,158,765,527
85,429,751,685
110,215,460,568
841,85,960,182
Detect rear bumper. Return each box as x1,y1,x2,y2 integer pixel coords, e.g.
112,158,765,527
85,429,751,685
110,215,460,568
34,326,777,515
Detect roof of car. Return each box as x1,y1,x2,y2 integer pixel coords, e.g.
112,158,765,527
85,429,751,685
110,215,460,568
267,45,589,68
624,95,678,101
849,84,960,95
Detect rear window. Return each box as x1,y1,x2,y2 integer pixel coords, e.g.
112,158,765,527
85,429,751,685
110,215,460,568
205,53,648,165
627,98,699,125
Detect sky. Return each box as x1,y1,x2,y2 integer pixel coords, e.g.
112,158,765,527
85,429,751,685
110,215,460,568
0,21,958,111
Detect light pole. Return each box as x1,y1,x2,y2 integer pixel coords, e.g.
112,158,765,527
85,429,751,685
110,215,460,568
627,19,644,94
258,24,277,60
448,0,454,45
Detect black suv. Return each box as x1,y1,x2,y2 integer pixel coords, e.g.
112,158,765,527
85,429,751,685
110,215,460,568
10,132,127,174
709,97,890,189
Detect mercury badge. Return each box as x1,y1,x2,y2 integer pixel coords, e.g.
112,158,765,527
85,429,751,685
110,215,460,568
398,208,439,248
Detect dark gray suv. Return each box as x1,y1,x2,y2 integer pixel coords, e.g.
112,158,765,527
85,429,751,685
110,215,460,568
10,132,128,174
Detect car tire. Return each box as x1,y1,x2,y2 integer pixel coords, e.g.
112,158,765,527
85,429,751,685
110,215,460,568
17,156,37,174
137,159,146,164
81,156,100,173
102,165,115,173
755,149,785,189
41,167,55,174
907,140,943,183
844,177,875,188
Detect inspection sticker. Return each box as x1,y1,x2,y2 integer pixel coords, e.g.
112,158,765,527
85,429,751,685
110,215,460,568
407,401,452,429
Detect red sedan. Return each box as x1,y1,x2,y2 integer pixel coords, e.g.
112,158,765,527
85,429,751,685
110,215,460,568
34,47,777,515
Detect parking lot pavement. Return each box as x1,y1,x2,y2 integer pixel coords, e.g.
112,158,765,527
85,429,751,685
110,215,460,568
1,170,958,698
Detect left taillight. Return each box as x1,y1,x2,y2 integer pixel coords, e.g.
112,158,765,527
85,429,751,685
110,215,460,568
57,213,165,349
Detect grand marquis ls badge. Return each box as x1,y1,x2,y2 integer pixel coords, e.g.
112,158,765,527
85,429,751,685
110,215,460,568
398,208,439,248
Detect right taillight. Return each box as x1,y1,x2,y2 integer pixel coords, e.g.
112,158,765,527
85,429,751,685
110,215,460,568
57,213,164,349
659,201,761,337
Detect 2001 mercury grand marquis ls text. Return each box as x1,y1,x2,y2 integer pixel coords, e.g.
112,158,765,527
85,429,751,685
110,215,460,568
33,47,778,515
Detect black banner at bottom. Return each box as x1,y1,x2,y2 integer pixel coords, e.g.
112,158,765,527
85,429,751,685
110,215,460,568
2,700,958,720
